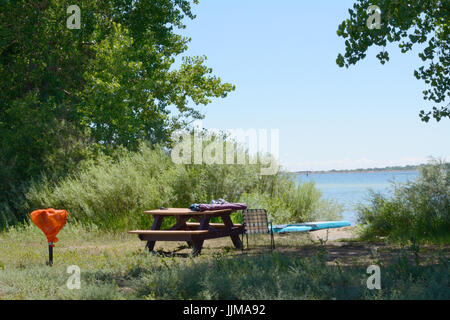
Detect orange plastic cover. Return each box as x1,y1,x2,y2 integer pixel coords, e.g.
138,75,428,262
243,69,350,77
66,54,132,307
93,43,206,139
30,209,68,246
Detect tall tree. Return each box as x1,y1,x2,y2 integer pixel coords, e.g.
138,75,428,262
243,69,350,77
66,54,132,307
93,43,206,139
336,0,449,122
0,0,234,174
0,0,234,221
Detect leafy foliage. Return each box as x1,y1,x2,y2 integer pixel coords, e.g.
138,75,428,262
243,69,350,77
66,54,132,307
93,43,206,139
18,142,342,230
357,160,450,243
336,0,449,122
0,0,234,221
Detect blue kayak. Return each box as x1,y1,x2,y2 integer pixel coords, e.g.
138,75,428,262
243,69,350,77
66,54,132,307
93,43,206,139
301,221,351,230
279,225,313,233
271,221,351,233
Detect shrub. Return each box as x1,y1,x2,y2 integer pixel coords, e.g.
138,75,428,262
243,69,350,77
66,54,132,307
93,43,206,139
21,141,342,230
357,159,450,243
22,142,271,229
24,145,179,230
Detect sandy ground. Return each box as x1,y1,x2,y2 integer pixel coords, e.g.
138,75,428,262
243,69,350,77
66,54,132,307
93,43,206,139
307,226,357,242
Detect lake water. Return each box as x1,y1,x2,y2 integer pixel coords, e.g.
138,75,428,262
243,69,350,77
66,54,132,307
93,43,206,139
295,170,419,225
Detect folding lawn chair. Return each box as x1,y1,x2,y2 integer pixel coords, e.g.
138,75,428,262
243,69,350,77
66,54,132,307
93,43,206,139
241,209,275,250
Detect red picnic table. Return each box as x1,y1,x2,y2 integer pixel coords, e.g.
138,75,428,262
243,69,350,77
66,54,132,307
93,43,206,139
129,208,244,256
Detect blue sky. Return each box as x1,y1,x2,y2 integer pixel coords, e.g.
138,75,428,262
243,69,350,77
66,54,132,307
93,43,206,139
177,0,449,171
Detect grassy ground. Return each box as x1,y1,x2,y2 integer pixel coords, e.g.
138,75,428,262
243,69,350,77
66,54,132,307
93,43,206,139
0,223,448,300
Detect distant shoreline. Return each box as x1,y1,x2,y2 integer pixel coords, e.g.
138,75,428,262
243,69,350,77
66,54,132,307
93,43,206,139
293,169,419,175
290,165,422,175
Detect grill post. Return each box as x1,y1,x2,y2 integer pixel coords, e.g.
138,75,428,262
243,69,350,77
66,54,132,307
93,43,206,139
48,242,53,266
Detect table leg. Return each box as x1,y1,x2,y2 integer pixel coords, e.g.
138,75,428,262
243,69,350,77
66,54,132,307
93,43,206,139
146,215,164,252
169,216,190,230
191,215,210,256
170,216,193,248
178,216,194,248
221,214,243,249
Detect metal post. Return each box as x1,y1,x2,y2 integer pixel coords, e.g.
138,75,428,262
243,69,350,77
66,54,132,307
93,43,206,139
48,242,53,266
246,233,249,250
269,221,275,250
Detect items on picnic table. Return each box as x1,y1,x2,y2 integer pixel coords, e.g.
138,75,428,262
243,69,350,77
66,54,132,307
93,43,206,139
30,208,69,266
189,198,247,212
271,221,351,233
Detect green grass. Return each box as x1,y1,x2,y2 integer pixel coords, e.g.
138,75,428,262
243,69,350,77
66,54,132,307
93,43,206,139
0,223,448,300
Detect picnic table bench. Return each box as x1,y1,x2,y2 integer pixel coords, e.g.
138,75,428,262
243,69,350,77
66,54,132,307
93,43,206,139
129,208,244,256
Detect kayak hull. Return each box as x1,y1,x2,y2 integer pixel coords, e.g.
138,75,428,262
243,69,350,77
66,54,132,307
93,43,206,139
271,221,351,233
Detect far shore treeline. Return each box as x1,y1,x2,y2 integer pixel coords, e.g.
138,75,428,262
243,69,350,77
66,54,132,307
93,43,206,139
292,164,424,175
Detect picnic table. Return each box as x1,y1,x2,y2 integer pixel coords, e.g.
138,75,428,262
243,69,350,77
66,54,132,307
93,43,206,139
129,208,245,256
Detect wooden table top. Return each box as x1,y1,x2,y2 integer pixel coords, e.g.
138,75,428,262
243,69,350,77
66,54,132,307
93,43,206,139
143,208,234,216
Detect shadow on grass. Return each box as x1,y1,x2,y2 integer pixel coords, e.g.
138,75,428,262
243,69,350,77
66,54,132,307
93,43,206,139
77,243,449,300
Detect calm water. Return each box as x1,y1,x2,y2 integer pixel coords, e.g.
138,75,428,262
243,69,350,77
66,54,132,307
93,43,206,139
296,170,419,225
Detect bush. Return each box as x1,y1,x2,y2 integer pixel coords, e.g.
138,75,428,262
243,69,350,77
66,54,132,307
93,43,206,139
357,160,450,243
24,145,180,230
20,141,342,230
21,143,268,229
